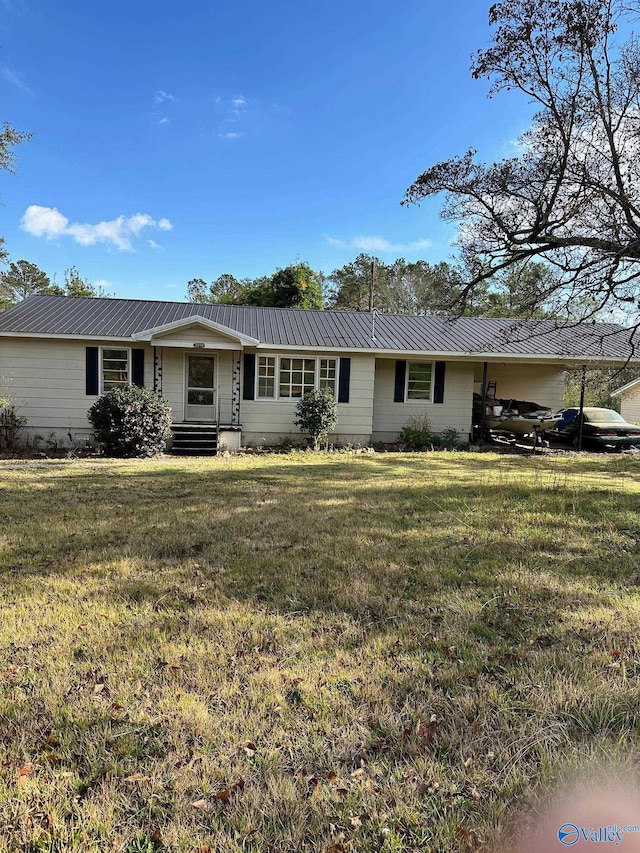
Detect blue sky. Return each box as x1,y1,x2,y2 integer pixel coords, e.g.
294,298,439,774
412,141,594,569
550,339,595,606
0,0,535,300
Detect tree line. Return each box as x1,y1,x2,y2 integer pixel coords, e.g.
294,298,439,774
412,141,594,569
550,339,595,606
186,255,558,317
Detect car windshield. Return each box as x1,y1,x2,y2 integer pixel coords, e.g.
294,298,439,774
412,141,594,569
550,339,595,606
584,409,626,424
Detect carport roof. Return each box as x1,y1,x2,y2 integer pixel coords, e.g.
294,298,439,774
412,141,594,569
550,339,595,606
0,294,637,362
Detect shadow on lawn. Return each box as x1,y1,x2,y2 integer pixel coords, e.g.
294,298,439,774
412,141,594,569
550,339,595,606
1,455,636,635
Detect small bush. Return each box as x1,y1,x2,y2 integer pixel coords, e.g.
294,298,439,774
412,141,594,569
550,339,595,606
294,389,338,450
0,399,27,453
88,385,172,458
399,414,433,450
399,417,463,451
431,427,463,450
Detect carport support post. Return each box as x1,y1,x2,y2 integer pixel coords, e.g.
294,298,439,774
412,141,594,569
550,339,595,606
577,364,587,452
480,361,489,445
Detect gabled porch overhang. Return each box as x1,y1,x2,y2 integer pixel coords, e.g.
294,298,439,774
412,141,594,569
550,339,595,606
131,315,260,350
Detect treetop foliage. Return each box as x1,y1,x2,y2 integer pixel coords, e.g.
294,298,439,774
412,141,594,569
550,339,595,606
0,261,101,311
187,262,324,309
404,0,640,329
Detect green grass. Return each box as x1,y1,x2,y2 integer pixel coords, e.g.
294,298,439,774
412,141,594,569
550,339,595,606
0,452,639,852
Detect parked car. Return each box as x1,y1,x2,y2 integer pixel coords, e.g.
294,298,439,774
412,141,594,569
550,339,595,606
547,407,640,450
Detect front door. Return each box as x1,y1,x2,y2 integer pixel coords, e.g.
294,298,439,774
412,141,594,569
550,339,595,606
185,355,217,422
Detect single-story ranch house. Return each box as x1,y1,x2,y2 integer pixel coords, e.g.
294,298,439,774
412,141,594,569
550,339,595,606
0,294,637,450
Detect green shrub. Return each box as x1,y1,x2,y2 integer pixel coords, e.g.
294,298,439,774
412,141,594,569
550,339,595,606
431,427,463,450
88,385,172,458
399,414,433,450
294,389,338,450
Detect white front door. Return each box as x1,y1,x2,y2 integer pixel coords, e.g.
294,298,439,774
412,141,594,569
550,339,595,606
185,355,217,422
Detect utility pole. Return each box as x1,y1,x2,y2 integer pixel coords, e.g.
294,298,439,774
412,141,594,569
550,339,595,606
369,260,375,312
577,364,587,451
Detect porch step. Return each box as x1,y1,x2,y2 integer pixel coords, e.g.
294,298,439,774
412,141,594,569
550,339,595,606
170,424,218,456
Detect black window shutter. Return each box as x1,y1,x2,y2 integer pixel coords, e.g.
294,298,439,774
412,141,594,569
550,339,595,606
394,360,407,403
86,346,99,395
433,361,446,404
243,353,256,400
132,349,145,387
337,357,351,403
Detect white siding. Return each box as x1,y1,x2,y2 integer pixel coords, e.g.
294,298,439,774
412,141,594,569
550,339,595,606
473,363,566,410
159,348,236,424
0,337,154,444
620,387,640,424
241,352,375,445
372,359,475,443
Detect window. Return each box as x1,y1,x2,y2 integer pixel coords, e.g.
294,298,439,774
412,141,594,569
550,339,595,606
257,356,276,399
279,358,316,399
319,358,337,395
101,348,130,391
406,361,433,400
255,356,339,400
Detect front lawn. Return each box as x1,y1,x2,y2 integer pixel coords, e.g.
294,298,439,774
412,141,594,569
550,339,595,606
1,453,639,851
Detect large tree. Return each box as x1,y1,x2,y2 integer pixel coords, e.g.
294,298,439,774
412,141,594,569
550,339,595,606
0,260,51,308
0,122,32,283
326,253,541,316
403,0,640,328
187,263,324,309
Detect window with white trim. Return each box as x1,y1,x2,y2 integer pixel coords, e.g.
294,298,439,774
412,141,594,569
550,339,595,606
257,356,276,399
319,358,337,395
101,348,131,391
406,361,433,400
279,357,316,398
256,356,338,400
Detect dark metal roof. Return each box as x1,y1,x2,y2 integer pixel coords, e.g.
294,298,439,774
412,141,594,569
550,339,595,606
0,294,636,361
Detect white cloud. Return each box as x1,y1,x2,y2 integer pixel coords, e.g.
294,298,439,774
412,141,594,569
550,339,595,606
21,205,174,251
158,116,170,125
154,90,175,104
1,64,33,95
327,235,432,254
231,96,247,109
148,239,164,250
218,131,244,140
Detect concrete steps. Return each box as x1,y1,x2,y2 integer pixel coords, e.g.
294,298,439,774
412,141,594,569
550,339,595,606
170,423,218,456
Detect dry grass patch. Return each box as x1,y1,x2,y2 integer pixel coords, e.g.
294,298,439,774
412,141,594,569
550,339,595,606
0,452,639,851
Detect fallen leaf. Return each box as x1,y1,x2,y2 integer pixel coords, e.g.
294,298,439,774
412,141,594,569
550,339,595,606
463,757,473,768
214,779,245,802
349,814,362,828
416,717,437,745
243,741,257,758
123,772,150,783
190,798,210,811
612,649,623,660
17,763,34,777
306,775,320,798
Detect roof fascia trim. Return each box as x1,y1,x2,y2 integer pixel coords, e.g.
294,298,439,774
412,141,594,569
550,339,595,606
611,377,640,396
